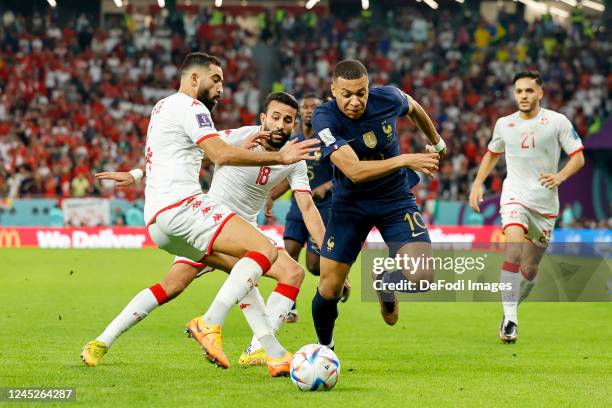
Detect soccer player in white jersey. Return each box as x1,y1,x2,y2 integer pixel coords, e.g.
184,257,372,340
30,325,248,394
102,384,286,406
469,70,585,343
82,91,325,373
81,53,318,376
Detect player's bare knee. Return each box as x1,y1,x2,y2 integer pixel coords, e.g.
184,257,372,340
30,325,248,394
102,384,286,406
504,249,522,265
521,264,538,281
247,242,278,266
417,269,434,285
287,263,305,286
319,277,344,300
405,268,433,287
160,279,185,299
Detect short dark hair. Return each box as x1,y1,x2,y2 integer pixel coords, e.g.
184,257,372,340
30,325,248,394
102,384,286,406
301,92,320,102
180,52,222,75
512,70,542,86
264,92,299,112
333,60,368,81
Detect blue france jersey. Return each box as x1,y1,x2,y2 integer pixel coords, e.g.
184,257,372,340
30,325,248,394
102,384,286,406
312,86,419,203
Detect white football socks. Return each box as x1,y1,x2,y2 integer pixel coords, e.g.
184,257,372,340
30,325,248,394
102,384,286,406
97,284,168,347
248,284,299,351
500,261,521,324
239,287,286,358
203,252,269,326
519,275,536,303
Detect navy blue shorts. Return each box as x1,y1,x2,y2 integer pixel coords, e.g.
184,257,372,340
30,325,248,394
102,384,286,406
283,205,330,254
320,199,430,264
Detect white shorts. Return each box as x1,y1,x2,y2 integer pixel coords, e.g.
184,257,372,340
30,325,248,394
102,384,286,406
500,203,555,248
173,256,215,277
147,193,236,263
170,221,283,276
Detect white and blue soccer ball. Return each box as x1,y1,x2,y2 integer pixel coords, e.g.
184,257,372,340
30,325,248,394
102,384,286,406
290,344,340,391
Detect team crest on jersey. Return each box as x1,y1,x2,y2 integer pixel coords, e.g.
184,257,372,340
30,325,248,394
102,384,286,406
540,117,549,125
363,131,377,148
326,236,335,252
508,122,515,128
313,151,322,162
196,113,212,128
382,122,393,141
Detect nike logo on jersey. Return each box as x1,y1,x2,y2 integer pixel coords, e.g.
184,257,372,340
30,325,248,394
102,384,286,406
412,231,426,238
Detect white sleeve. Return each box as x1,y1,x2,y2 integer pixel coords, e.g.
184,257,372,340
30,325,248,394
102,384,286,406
220,126,259,147
287,161,311,193
557,114,584,156
487,119,505,154
184,104,218,145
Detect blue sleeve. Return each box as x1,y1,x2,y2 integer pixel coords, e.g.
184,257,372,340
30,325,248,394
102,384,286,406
379,86,410,117
312,106,348,158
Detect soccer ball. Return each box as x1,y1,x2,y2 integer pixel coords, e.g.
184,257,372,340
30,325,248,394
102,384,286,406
290,344,340,391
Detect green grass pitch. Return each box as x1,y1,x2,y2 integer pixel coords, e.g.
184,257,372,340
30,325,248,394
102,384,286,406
1,249,611,407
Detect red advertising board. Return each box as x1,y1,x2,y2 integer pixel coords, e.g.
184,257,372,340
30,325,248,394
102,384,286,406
0,226,504,249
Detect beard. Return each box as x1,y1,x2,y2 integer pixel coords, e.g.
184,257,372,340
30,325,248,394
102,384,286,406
197,87,218,111
265,128,291,149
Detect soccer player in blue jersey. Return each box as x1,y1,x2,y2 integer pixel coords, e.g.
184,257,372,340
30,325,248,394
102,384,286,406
311,60,445,348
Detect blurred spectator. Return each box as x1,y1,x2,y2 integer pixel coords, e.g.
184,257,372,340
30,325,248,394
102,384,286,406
0,4,608,225
71,173,90,197
561,203,576,228
125,204,144,226
48,203,64,226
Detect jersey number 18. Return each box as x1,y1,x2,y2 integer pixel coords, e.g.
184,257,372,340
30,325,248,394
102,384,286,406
256,167,272,185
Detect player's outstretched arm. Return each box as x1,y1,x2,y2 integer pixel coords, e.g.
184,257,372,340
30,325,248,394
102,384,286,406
95,168,143,186
539,150,585,189
294,192,325,248
199,137,319,166
469,151,501,212
406,95,447,157
330,145,439,183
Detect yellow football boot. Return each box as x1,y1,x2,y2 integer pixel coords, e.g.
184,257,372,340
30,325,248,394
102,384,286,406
238,347,268,367
81,340,108,367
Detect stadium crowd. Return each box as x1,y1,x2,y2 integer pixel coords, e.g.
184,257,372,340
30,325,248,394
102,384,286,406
0,4,609,213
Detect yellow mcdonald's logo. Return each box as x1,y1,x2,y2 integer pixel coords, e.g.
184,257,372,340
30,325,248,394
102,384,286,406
490,228,506,243
489,228,506,251
0,229,21,248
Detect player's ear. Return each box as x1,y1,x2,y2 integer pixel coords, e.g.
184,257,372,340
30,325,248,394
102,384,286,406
330,82,337,98
259,112,266,124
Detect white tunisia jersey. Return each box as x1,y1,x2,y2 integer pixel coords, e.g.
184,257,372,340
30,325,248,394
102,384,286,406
143,92,219,225
207,126,311,223
488,108,583,217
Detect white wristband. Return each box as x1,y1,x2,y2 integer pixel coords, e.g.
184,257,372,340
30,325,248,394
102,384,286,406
433,138,446,153
129,168,144,182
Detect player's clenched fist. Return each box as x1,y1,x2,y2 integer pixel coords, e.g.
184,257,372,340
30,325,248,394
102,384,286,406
469,182,484,212
402,153,439,177
279,138,320,164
